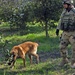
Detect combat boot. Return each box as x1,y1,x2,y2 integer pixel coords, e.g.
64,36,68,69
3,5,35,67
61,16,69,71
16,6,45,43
59,58,69,67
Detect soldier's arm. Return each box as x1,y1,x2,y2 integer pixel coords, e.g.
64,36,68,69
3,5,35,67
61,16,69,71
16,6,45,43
57,10,66,30
57,19,62,30
56,10,66,36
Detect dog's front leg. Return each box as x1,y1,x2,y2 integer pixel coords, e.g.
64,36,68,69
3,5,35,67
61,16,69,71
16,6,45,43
10,60,15,69
22,55,26,67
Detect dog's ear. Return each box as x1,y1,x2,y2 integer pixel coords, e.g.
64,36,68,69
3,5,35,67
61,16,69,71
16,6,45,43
10,46,18,54
10,46,24,57
17,46,25,56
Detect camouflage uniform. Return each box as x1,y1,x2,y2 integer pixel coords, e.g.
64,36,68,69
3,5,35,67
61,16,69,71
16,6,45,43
56,0,75,68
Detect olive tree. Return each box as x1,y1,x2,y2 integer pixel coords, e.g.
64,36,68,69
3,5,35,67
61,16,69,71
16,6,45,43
32,0,62,37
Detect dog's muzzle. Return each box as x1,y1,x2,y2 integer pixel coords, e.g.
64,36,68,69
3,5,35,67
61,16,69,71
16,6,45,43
7,54,14,65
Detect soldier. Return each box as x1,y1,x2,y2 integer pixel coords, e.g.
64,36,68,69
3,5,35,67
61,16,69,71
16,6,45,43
56,0,75,68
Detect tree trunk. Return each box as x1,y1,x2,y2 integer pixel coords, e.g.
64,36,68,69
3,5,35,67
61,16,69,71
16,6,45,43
45,21,49,37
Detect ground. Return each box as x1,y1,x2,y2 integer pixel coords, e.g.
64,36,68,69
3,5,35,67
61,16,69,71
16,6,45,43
39,51,60,62
0,51,75,75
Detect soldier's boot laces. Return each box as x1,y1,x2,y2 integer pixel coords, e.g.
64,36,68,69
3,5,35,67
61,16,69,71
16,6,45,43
59,58,69,67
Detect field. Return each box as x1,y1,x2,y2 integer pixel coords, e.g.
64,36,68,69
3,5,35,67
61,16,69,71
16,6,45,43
0,25,75,75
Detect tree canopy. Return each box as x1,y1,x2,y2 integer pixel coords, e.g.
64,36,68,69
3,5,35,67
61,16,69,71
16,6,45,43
0,0,62,37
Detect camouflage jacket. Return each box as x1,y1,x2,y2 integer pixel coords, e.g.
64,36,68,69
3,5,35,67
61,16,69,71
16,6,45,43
57,7,75,30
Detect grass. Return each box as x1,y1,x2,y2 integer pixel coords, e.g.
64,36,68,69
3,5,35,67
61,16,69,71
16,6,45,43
0,58,75,75
0,25,75,75
1,28,59,52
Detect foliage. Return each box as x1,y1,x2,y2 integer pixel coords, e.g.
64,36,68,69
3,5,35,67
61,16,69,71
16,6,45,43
0,0,62,37
0,0,30,29
28,0,62,37
33,0,62,21
0,36,10,61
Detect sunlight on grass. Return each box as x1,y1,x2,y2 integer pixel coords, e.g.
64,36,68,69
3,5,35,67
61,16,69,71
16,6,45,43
0,22,10,28
4,31,59,52
1,27,74,75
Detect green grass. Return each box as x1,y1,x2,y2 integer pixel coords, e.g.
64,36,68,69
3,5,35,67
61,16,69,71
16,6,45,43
0,25,75,75
0,58,75,75
1,28,59,52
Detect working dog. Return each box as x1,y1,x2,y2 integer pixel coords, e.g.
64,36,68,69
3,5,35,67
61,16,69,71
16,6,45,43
8,41,39,68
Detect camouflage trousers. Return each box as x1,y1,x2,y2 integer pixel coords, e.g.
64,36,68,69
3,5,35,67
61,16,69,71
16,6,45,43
59,31,75,63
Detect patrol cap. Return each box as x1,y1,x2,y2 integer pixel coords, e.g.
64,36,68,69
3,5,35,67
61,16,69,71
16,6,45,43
63,0,73,5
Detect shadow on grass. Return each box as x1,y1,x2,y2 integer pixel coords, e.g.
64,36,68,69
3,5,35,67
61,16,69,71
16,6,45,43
0,60,75,75
0,54,75,75
0,26,43,36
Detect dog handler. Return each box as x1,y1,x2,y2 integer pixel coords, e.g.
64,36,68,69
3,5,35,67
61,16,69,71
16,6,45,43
56,0,75,68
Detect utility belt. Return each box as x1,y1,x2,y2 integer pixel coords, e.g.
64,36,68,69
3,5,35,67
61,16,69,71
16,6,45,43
61,23,75,31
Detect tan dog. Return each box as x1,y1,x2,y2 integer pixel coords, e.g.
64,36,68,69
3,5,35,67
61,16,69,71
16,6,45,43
8,41,39,68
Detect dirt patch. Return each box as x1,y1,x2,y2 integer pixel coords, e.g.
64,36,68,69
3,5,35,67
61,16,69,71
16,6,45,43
39,51,60,62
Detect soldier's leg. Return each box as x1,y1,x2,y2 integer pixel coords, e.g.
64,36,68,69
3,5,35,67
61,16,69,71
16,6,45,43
59,33,69,66
59,40,69,66
69,36,75,68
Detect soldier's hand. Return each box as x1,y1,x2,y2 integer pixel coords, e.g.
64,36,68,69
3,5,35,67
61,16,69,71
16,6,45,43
56,29,59,36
